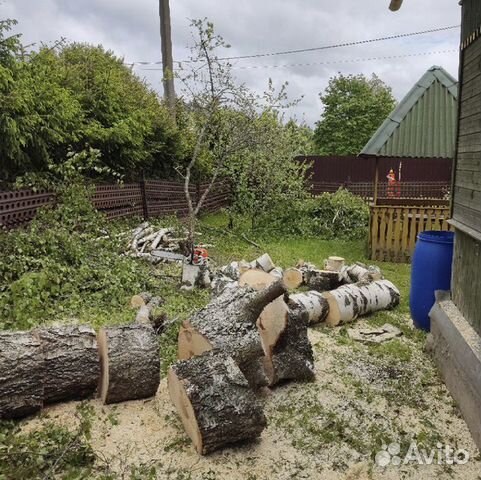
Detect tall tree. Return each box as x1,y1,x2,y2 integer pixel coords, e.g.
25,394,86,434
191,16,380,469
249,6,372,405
313,73,396,156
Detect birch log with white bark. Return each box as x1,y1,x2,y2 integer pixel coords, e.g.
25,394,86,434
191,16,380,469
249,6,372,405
97,323,160,404
35,325,99,404
340,263,383,284
290,291,330,324
0,331,44,419
168,350,267,455
323,280,401,326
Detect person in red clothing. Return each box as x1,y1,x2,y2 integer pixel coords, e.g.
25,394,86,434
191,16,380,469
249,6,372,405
387,168,397,198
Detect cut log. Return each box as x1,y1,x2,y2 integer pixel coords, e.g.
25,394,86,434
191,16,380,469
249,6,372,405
239,268,302,290
270,267,283,279
178,278,288,387
263,301,315,385
0,331,44,419
150,228,174,250
324,256,345,272
340,263,383,284
135,296,163,324
323,280,401,327
168,351,267,455
241,271,314,386
298,262,340,290
282,268,303,289
35,325,99,404
250,253,275,273
181,263,210,290
97,323,160,404
290,291,330,324
130,291,153,309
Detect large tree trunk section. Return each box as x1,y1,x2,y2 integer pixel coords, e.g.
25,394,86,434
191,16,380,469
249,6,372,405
323,280,401,327
263,302,315,385
290,291,330,324
168,351,267,455
178,279,288,387
98,324,160,404
35,325,99,404
0,332,44,419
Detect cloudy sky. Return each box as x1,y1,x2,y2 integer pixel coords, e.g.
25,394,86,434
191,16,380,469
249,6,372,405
3,0,460,125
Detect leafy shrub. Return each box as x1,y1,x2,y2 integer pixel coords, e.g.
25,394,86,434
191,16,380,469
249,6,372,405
252,188,369,240
0,181,164,330
0,403,95,479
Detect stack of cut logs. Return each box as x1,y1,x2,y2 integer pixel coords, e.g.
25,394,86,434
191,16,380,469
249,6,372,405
168,254,400,454
0,294,164,420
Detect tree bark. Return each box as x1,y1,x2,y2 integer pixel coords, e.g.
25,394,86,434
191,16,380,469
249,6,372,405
290,291,330,324
340,263,383,284
168,350,267,455
35,325,99,404
323,280,401,326
0,331,44,419
298,263,341,291
98,323,160,404
178,279,288,387
263,301,315,385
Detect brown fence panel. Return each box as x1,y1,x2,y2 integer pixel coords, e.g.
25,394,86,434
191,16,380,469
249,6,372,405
0,180,230,229
0,189,55,229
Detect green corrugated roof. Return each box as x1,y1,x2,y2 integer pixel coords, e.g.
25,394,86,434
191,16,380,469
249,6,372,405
360,66,458,158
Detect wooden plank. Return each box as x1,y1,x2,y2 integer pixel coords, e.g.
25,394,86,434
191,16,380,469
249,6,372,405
456,151,481,171
401,208,410,260
370,208,380,261
408,208,418,254
385,208,394,260
460,93,481,120
458,113,481,137
463,35,481,65
452,230,481,334
454,186,481,212
392,208,402,261
378,208,387,258
455,171,481,191
452,204,481,232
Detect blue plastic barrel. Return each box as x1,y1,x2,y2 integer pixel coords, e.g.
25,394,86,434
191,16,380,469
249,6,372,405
410,231,455,331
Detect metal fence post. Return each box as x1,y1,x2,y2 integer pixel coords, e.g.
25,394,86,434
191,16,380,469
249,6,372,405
140,172,149,220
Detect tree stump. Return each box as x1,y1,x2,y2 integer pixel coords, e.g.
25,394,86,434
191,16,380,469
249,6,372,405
35,325,99,404
97,323,160,404
323,280,401,326
168,351,267,455
0,331,44,419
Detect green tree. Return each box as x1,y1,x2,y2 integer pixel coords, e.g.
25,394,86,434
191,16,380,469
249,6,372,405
0,19,187,184
313,73,396,155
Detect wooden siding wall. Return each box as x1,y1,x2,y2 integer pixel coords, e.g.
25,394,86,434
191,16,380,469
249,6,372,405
453,36,481,232
370,205,452,263
452,230,481,335
451,20,481,335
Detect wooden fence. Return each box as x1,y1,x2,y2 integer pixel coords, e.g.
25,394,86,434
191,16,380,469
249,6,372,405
0,180,230,229
369,204,453,263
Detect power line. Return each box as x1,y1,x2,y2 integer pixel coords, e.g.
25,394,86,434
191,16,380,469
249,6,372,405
137,49,458,72
125,24,459,67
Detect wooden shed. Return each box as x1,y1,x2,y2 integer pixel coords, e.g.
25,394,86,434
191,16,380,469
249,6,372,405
429,0,481,451
360,66,458,262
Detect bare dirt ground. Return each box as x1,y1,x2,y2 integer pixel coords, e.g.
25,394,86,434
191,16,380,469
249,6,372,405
23,313,481,480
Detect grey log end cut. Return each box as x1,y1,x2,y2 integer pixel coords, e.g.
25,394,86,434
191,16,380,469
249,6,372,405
168,350,267,455
0,331,44,419
35,325,99,404
98,323,160,404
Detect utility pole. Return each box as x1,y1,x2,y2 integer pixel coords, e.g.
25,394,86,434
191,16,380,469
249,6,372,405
159,0,176,116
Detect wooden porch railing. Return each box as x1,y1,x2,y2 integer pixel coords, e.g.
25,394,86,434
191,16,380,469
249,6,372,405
369,205,453,263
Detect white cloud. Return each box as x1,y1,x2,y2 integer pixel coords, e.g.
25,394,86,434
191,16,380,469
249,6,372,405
3,0,460,125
